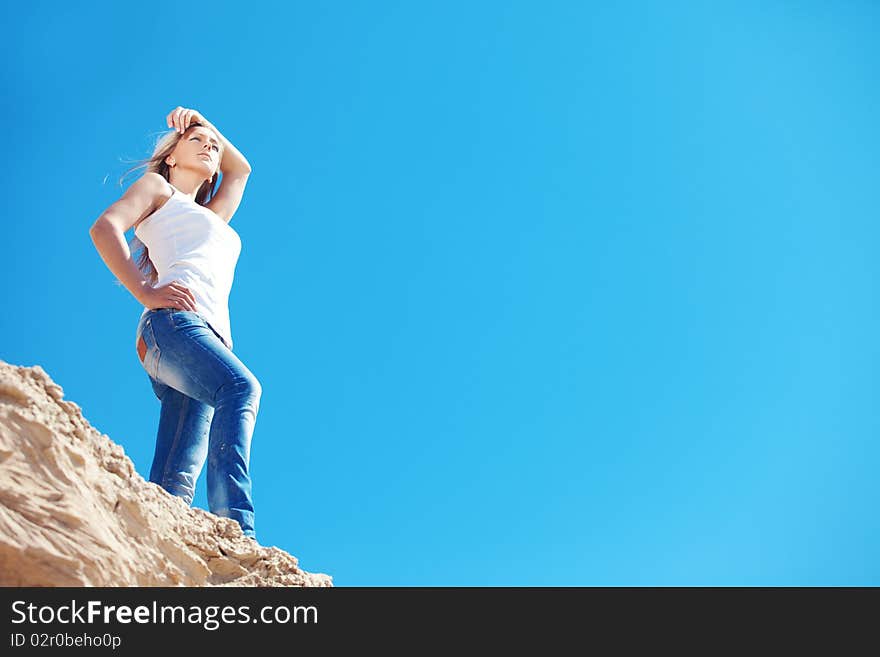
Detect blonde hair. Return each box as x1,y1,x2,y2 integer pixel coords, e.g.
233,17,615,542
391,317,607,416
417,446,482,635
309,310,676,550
119,122,222,285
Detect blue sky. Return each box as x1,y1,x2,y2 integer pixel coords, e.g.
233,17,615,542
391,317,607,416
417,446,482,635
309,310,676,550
3,0,878,585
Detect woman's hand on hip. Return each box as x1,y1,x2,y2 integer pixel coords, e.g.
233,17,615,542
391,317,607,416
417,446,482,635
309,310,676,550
141,281,197,311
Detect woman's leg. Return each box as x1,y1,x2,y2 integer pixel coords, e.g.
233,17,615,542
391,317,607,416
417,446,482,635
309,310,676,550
148,382,213,504
137,309,261,539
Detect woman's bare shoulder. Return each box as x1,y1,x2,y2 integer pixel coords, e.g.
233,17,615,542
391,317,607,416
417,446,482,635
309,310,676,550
139,172,173,198
130,173,173,230
92,172,172,235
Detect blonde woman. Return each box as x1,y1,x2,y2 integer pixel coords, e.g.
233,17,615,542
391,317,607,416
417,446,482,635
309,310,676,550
89,107,260,539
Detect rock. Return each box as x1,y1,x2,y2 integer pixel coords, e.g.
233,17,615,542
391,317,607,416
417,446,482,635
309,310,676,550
0,360,332,587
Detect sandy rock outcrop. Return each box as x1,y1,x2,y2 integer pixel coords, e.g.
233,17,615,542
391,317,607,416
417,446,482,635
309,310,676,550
0,360,332,587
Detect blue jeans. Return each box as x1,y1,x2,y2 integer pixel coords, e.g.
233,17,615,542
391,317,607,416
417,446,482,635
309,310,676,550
135,308,261,539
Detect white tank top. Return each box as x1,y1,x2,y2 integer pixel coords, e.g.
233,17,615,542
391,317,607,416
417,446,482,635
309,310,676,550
134,181,242,350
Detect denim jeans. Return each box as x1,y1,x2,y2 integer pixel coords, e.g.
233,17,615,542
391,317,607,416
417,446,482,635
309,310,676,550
135,308,261,539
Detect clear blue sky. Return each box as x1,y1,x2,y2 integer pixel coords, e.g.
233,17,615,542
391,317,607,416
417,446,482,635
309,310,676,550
3,0,878,585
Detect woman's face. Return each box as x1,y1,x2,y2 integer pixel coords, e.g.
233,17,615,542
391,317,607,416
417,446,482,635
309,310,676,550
172,126,221,179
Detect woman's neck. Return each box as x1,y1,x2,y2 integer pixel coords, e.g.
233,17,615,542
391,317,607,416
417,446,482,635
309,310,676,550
167,172,206,201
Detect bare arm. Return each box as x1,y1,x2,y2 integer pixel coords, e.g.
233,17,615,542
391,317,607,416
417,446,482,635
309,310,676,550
90,218,152,304
203,120,252,223
89,172,196,310
205,119,252,175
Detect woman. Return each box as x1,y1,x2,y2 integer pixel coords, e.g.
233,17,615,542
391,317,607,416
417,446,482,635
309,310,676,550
89,106,260,540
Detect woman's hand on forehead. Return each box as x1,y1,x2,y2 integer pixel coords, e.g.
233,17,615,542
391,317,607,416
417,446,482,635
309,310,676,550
167,106,209,134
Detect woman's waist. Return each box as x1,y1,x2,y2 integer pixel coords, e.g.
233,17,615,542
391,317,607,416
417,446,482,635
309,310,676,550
135,305,231,342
